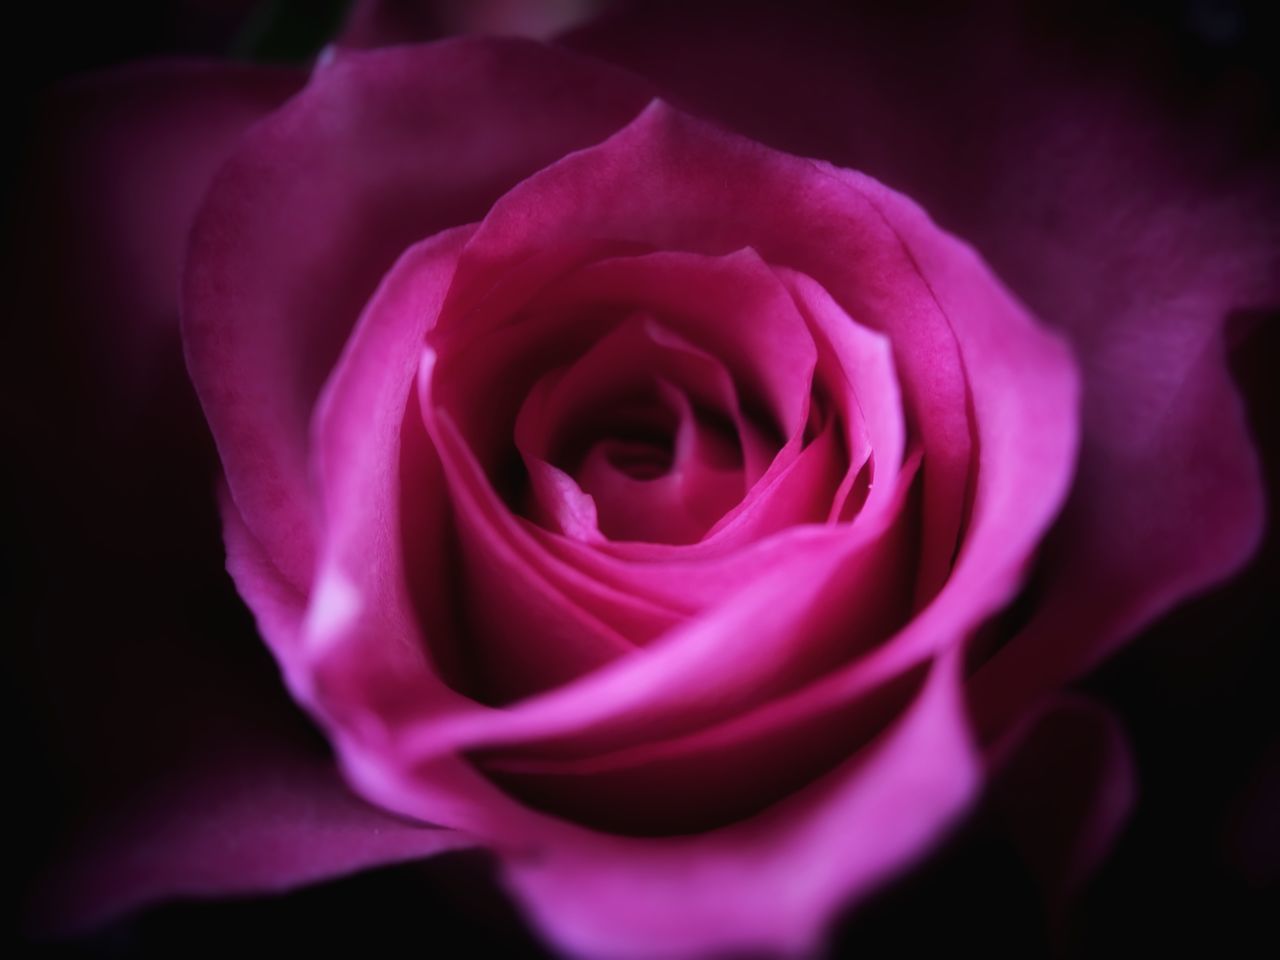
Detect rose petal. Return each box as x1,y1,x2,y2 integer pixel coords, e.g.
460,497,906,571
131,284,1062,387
353,101,1076,853
184,38,653,590
475,654,926,836
9,60,303,435
303,97,1074,772
502,651,979,960
295,225,478,716
776,267,906,522
443,98,978,611
307,650,976,960
429,409,643,702
9,60,457,937
432,377,687,643
31,735,470,938
515,248,818,442
364,466,919,774
571,380,745,544
511,315,751,544
564,0,1275,730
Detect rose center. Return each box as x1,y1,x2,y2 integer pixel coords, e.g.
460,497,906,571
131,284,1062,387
603,439,673,480
521,377,750,545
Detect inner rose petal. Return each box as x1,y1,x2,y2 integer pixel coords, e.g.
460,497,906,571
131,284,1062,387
509,276,901,614
474,662,927,836
430,248,818,496
439,101,981,608
426,245,854,574
520,248,817,442
365,101,1074,776
574,381,745,544
421,399,652,704
513,313,758,544
774,267,906,523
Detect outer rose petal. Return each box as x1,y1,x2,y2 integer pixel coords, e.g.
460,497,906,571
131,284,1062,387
10,61,302,421
183,37,652,590
564,0,1276,724
11,61,467,935
502,652,979,960
32,719,471,938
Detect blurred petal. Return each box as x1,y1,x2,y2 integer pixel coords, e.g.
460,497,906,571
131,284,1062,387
9,60,302,428
7,60,457,936
32,739,471,937
987,697,1136,924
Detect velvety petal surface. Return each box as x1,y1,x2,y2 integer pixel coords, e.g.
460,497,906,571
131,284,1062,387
183,38,653,590
501,652,979,960
32,731,471,938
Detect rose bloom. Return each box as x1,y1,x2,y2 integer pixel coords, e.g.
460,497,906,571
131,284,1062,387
10,2,1278,958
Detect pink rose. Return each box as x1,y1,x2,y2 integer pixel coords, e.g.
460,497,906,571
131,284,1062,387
14,2,1277,957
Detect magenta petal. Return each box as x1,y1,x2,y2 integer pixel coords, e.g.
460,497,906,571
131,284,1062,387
395,478,918,764
289,213,646,733
566,0,1275,734
697,406,843,543
444,99,978,599
972,338,1268,731
571,381,743,545
502,652,979,960
522,457,604,543
295,225,478,729
523,248,818,442
423,386,659,702
10,58,466,938
222,486,308,673
184,38,652,590
33,742,471,938
777,267,906,521
432,361,687,647
518,312,776,487
642,322,779,485
512,315,754,544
